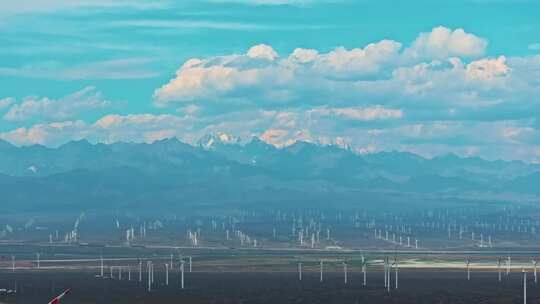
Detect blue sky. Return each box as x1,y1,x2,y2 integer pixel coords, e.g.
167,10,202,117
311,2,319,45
1,0,540,162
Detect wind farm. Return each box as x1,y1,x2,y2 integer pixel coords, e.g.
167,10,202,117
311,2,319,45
1,204,539,303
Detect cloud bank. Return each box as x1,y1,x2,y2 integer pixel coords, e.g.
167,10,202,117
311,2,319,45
2,26,540,163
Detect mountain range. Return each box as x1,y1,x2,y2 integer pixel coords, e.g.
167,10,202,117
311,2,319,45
0,135,539,213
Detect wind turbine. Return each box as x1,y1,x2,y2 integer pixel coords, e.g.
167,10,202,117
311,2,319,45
47,289,71,304
361,254,367,287
100,256,104,277
507,256,512,276
147,262,152,292
298,260,302,281
165,263,169,286
320,260,324,283
497,257,502,283
343,260,348,285
387,257,391,294
532,257,537,284
466,257,471,281
393,256,399,289
138,260,142,282
523,268,527,304
181,259,185,289
384,256,387,288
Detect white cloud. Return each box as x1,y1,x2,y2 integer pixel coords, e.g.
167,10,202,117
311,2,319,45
0,0,165,15
313,40,402,78
247,44,279,60
2,110,540,162
0,97,15,110
403,26,487,61
290,48,319,63
0,58,159,80
3,87,109,122
310,106,403,121
465,56,510,82
0,121,88,146
154,26,532,119
154,38,402,105
206,0,339,6
110,20,277,31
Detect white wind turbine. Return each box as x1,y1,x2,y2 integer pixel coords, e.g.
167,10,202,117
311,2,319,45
298,260,302,281
320,260,324,283
384,256,388,289
180,259,185,289
532,257,537,284
497,257,502,283
361,255,367,287
387,257,391,294
507,256,512,276
523,268,527,304
100,256,104,277
393,256,399,289
466,257,471,281
343,260,348,285
138,260,142,282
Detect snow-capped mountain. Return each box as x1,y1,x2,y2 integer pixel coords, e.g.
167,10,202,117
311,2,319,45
197,132,241,150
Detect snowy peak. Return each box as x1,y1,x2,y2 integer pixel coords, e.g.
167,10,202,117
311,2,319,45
198,132,240,150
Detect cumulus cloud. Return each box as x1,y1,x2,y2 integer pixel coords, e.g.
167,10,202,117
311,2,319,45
153,26,523,117
465,56,510,82
3,87,109,122
0,120,88,146
403,26,487,61
0,97,15,110
247,44,279,60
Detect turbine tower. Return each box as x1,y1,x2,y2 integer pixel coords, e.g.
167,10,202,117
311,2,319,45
361,254,367,287
507,256,512,276
384,256,388,288
497,257,502,283
532,258,537,284
100,256,104,277
181,259,185,289
298,261,302,281
523,268,527,304
466,257,471,281
394,256,399,289
343,260,348,285
320,260,324,282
